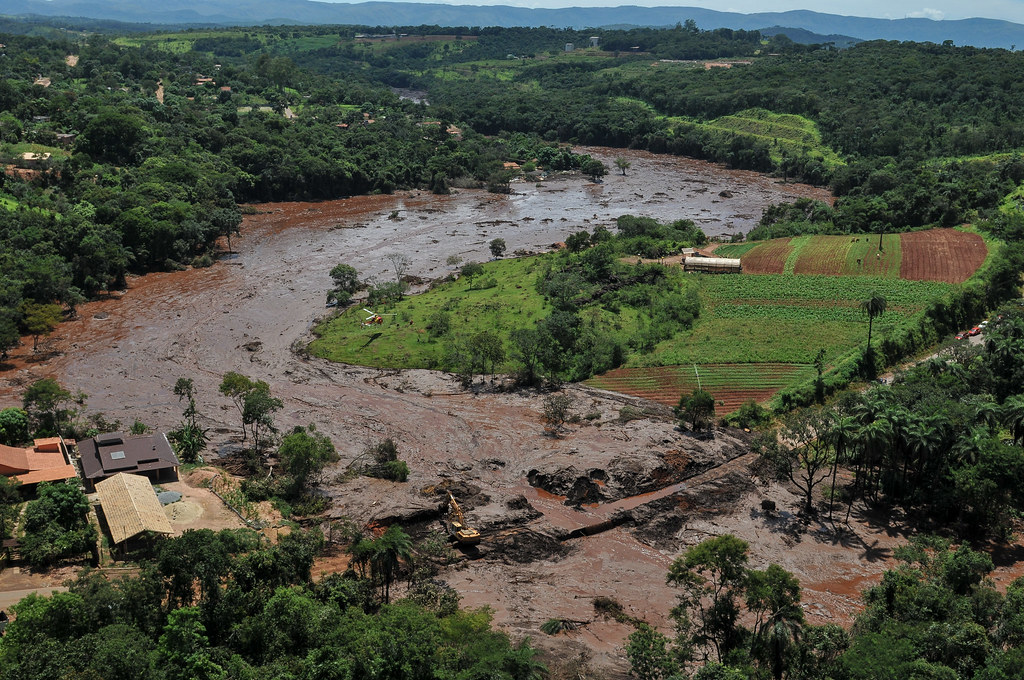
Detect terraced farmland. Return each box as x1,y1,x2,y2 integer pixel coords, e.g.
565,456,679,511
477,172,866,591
588,363,817,414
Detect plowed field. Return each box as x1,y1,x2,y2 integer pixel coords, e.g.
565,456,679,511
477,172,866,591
587,363,817,414
740,238,793,274
900,228,987,283
739,229,986,282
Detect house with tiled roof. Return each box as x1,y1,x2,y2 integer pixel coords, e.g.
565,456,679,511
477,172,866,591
0,436,77,487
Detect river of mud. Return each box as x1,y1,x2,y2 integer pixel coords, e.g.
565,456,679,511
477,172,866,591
0,149,916,675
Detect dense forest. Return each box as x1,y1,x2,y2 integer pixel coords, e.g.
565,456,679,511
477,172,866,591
0,525,544,680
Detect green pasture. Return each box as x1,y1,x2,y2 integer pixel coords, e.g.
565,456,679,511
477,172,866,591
665,108,844,169
309,257,554,369
709,242,758,258
114,34,203,53
636,274,953,368
429,63,520,82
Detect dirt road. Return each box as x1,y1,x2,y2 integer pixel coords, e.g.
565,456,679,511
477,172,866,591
0,150,917,674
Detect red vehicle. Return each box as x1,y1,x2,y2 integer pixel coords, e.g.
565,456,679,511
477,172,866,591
968,326,981,336
955,331,968,340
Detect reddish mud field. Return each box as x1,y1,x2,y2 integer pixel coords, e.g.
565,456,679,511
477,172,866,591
2,150,1013,675
900,228,988,283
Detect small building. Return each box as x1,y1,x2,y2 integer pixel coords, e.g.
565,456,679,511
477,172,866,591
19,152,51,168
565,43,574,52
589,36,600,47
77,432,179,490
683,256,742,274
54,133,77,147
0,436,77,487
94,473,173,549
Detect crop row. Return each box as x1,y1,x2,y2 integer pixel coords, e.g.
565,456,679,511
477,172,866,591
700,274,952,308
587,363,817,413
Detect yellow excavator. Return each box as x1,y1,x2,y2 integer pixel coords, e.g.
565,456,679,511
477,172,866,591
445,492,481,546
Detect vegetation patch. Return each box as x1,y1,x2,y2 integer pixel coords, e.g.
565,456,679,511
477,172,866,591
681,108,845,169
309,256,552,370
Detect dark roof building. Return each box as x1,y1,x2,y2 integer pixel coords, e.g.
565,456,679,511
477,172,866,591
77,432,179,487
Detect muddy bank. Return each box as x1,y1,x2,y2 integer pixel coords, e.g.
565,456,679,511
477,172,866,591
0,150,913,674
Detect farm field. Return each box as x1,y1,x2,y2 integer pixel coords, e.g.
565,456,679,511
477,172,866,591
589,273,957,413
588,363,817,414
736,237,792,274
736,228,986,281
900,229,989,282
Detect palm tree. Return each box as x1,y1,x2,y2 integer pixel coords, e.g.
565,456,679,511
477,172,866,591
900,415,941,499
826,414,858,525
370,525,413,604
1002,396,1024,446
860,293,888,360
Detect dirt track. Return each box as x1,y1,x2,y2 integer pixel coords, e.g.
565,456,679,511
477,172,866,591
0,150,927,674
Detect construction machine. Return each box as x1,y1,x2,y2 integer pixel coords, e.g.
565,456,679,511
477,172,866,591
444,492,481,546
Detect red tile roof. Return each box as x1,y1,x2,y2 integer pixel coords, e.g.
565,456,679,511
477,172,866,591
0,438,76,485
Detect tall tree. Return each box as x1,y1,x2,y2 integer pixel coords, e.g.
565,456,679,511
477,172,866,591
20,301,62,351
276,424,338,499
370,525,413,604
667,534,750,663
859,292,887,362
219,372,256,440
753,409,833,516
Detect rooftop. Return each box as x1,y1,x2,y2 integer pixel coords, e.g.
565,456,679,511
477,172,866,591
95,473,173,544
78,432,179,480
0,437,76,485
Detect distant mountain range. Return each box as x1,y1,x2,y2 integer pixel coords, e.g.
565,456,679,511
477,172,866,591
3,0,1023,49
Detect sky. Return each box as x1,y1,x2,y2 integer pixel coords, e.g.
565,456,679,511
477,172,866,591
323,0,1024,23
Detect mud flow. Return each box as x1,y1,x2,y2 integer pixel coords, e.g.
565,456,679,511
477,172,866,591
0,149,919,674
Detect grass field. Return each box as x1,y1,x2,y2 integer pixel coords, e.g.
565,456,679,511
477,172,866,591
665,108,844,170
309,257,555,369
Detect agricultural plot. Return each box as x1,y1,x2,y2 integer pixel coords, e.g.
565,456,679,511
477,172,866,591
791,233,901,277
738,229,984,282
739,238,793,274
711,243,758,258
591,273,955,409
588,363,817,414
900,229,987,283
